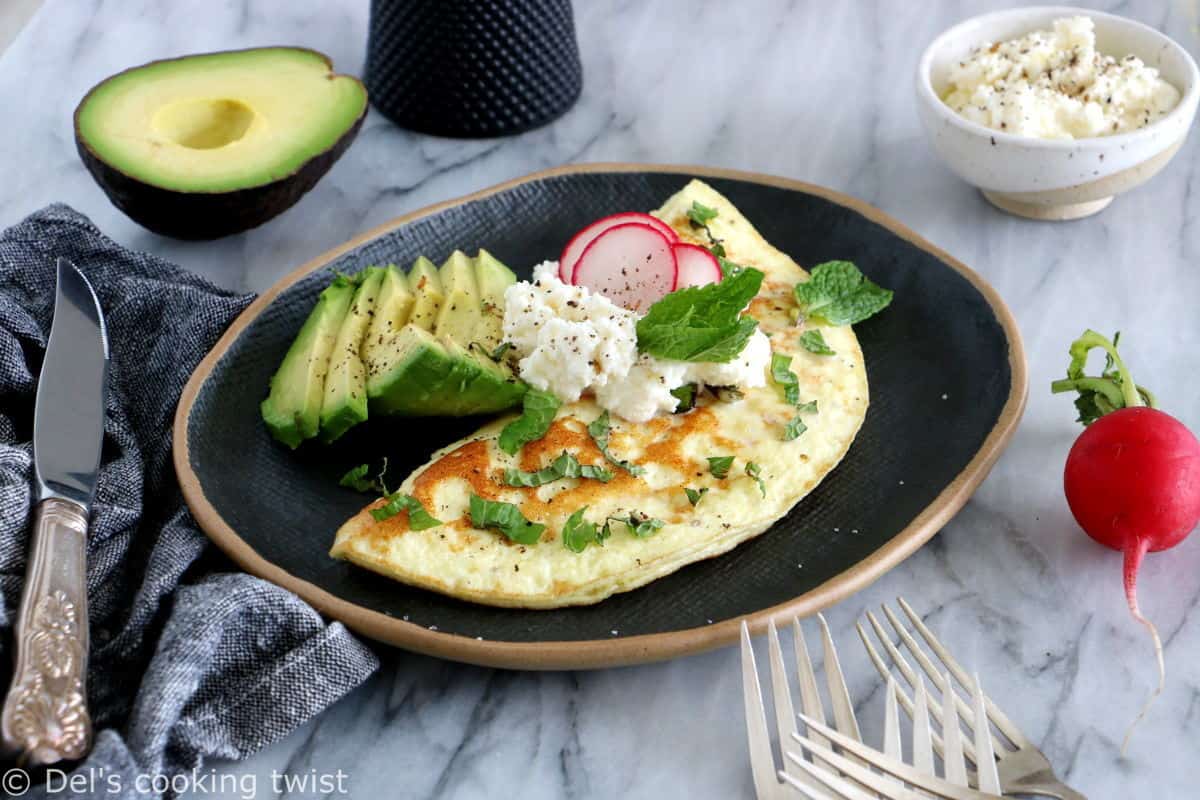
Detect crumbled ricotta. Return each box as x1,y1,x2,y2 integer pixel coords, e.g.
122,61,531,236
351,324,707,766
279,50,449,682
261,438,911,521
501,261,771,423
943,16,1180,139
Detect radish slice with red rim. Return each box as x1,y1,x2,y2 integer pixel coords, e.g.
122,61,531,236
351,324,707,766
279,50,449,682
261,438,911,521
572,223,677,312
559,212,679,283
672,243,722,288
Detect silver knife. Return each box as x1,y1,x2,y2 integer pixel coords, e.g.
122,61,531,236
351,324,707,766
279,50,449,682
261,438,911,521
1,258,107,765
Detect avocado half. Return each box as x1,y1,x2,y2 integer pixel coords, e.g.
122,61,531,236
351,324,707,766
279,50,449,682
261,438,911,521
74,47,368,240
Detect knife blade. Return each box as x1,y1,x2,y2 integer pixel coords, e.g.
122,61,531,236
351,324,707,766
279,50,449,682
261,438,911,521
1,258,107,765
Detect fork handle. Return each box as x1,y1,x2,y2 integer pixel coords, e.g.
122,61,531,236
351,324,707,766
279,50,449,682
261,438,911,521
0,497,92,765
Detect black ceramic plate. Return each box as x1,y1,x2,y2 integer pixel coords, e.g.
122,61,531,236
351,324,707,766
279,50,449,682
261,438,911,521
175,165,1026,669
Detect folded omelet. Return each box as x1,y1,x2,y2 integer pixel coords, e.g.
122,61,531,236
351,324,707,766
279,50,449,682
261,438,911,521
330,180,869,608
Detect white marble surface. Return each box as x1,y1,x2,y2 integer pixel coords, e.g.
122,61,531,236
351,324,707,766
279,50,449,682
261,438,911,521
3,1,1200,797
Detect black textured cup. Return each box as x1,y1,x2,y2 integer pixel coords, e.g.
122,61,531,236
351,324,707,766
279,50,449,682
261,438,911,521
365,0,583,138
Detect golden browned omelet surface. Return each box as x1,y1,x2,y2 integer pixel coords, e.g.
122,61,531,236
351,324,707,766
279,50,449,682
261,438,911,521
330,179,869,607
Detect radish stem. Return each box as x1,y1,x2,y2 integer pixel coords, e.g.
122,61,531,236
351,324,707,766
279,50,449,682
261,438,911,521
1120,536,1164,756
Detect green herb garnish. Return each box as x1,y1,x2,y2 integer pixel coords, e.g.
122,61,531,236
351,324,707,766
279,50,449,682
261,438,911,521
783,416,807,441
608,513,665,538
770,353,800,405
746,462,766,497
1050,329,1156,426
707,456,735,479
498,388,560,455
468,494,545,544
562,507,606,553
687,201,719,228
798,329,836,356
339,462,384,493
489,342,513,361
503,451,614,487
587,411,645,476
794,261,893,326
671,383,698,413
636,267,764,362
684,487,709,506
371,493,443,530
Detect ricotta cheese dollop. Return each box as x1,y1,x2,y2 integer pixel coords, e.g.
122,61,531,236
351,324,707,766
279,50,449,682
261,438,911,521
943,16,1181,140
502,261,770,423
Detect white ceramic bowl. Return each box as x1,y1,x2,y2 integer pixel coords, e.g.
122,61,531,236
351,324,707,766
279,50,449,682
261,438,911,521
917,7,1199,220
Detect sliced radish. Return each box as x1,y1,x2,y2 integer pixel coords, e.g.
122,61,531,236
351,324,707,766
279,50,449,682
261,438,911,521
573,223,677,311
672,243,722,289
559,212,679,283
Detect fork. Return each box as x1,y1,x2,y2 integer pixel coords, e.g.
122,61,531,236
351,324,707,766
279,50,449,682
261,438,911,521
741,600,1086,799
857,599,1084,800
741,615,999,800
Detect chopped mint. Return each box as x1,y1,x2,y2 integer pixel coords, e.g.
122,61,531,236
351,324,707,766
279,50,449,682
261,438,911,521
636,268,764,362
716,254,745,278
687,201,719,228
798,329,836,356
783,416,807,441
770,353,800,405
371,493,443,530
707,455,735,479
498,389,560,455
795,399,819,414
746,462,766,497
562,507,605,553
489,342,512,361
587,411,645,476
338,462,385,494
468,494,544,544
671,383,698,413
794,261,893,326
1050,329,1156,426
609,513,665,538
684,487,709,506
503,451,613,487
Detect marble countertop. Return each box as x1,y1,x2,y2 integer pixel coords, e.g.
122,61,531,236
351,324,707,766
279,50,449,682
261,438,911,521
3,1,1199,797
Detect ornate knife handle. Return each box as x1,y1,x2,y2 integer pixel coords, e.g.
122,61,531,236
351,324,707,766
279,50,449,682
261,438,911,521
1,497,92,765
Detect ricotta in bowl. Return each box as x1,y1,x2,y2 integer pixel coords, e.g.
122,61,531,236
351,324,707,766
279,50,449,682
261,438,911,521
943,16,1180,140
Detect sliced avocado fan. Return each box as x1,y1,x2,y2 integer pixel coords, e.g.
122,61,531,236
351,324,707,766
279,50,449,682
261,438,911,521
263,251,526,446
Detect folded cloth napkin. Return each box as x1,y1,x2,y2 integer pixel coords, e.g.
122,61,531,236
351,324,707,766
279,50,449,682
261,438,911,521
0,205,379,798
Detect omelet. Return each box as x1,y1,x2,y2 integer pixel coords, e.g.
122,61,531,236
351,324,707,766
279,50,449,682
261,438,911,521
329,180,869,608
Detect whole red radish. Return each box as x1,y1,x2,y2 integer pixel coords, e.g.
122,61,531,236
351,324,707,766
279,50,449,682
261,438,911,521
1053,329,1200,751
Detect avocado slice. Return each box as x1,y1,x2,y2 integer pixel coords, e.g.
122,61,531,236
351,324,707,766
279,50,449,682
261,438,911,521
261,274,358,447
435,251,481,344
74,47,368,240
473,249,517,351
365,324,527,416
319,267,385,442
406,257,444,331
363,265,414,379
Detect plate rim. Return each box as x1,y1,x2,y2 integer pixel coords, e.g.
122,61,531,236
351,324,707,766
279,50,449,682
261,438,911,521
173,162,1029,670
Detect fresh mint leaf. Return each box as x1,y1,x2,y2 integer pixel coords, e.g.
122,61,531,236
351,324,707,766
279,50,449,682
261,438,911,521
684,487,709,506
562,507,604,553
783,416,807,441
503,451,613,487
587,411,645,476
489,342,512,361
794,261,893,326
498,389,560,455
671,383,697,413
709,242,727,258
707,455,735,479
798,329,835,356
636,268,764,362
770,353,800,405
795,399,819,414
687,201,719,228
469,494,545,544
746,462,766,497
371,493,443,530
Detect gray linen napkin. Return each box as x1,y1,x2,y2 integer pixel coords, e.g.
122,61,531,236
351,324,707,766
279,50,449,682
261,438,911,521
0,205,379,798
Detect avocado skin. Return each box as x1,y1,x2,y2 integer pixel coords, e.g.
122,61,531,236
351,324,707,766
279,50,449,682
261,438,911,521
73,47,368,241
